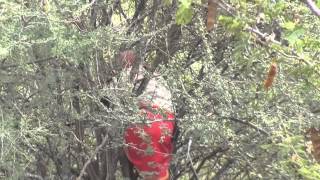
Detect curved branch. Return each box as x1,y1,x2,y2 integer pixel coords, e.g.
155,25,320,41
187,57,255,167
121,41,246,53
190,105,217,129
187,138,200,180
306,0,320,17
220,116,269,136
76,133,109,180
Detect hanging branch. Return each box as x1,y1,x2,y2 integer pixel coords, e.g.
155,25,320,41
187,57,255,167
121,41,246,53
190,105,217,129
0,57,55,70
305,0,320,17
187,137,200,180
76,133,109,180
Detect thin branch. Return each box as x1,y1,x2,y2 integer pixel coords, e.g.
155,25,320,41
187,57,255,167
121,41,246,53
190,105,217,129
0,57,55,70
245,27,281,45
191,146,229,179
221,116,269,136
89,0,98,28
117,1,129,23
211,158,235,180
305,0,320,17
246,27,320,78
104,0,121,26
126,0,147,34
79,0,97,13
277,50,320,77
76,133,109,180
187,137,200,180
25,173,44,180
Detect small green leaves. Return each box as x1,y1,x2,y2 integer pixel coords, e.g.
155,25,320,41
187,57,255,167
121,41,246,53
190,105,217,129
219,15,244,32
176,0,194,25
285,28,305,46
164,0,172,6
282,21,296,31
0,47,9,58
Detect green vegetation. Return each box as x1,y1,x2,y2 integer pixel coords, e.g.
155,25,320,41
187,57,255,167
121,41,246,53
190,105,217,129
0,0,319,179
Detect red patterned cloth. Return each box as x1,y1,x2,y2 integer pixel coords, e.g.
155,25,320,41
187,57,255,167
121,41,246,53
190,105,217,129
124,104,175,179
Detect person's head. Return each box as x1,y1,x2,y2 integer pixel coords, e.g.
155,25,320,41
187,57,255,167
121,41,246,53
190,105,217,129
118,50,146,83
119,50,173,111
119,50,136,68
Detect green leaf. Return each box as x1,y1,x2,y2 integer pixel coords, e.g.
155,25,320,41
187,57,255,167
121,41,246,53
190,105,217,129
218,15,233,24
179,0,192,6
260,144,273,150
298,167,320,180
282,21,296,31
176,0,194,25
285,28,305,45
164,0,172,6
0,47,9,58
219,16,244,32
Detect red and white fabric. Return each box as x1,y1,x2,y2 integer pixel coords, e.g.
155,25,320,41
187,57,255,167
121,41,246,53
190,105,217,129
124,76,175,179
118,50,175,179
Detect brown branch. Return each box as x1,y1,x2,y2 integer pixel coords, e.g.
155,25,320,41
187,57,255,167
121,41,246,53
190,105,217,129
127,0,147,34
220,116,269,136
191,146,229,179
134,23,181,96
305,0,320,17
117,1,129,23
245,27,281,45
211,158,235,180
0,57,55,70
89,0,98,29
102,0,121,26
76,133,109,180
119,151,138,179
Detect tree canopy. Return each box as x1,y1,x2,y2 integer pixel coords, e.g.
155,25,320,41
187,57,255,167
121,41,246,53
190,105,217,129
0,0,320,179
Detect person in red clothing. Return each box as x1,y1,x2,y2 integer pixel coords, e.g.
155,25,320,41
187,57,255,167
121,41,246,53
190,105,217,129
119,50,175,180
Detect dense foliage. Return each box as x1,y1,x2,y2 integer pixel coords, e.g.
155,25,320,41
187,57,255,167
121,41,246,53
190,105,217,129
0,0,319,179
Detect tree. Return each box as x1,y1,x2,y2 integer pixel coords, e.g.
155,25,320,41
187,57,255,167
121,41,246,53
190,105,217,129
0,0,319,179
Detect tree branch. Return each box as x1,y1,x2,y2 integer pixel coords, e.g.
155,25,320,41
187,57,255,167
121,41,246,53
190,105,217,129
245,27,281,45
25,173,44,180
187,137,200,180
211,158,235,180
305,0,320,17
76,133,109,180
191,146,229,179
0,57,55,70
221,116,269,136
